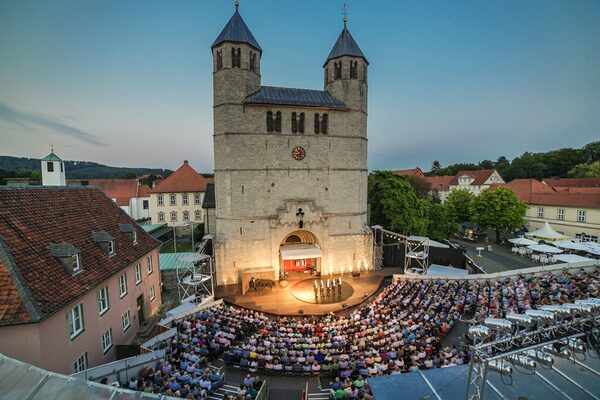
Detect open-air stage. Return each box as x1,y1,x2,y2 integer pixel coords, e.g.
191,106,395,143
215,268,403,316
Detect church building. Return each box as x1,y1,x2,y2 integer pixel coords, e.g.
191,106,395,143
211,4,372,285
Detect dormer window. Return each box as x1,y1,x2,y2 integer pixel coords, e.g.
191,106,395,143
119,224,137,245
92,231,116,257
50,243,82,275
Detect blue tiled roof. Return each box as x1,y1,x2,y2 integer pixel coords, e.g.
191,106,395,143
245,86,347,109
324,27,368,66
212,10,261,52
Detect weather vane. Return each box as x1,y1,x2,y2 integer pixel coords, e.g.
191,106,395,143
235,0,239,11
342,2,349,27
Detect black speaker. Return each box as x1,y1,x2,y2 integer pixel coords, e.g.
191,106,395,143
298,309,304,314
352,272,361,277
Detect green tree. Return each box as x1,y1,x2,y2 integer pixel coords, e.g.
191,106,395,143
568,161,600,178
582,141,600,163
474,187,527,243
122,171,137,179
478,159,494,170
507,152,547,180
427,203,459,239
368,171,428,235
404,175,433,199
431,160,442,175
445,188,476,223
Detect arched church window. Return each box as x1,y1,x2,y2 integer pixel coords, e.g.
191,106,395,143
363,65,368,82
322,114,329,134
266,111,273,133
286,235,301,243
216,50,223,70
250,51,256,71
231,47,241,68
350,61,358,79
314,113,320,134
275,111,282,133
334,61,342,80
291,112,297,133
299,113,305,133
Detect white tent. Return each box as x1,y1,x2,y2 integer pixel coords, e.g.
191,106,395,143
527,244,563,254
554,241,590,252
525,222,570,241
554,254,594,263
508,237,538,246
583,242,600,256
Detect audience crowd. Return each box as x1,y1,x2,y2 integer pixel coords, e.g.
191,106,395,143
128,268,598,398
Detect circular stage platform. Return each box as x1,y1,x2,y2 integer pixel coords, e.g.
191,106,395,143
290,278,354,304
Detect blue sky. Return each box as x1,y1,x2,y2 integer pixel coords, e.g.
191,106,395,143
0,0,598,172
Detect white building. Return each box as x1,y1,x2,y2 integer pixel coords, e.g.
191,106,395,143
41,151,66,186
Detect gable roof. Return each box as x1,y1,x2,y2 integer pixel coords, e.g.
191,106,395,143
324,26,368,66
212,10,261,52
501,179,555,203
450,169,500,186
0,187,160,326
499,179,600,208
245,86,347,109
424,176,454,191
149,161,210,194
543,178,600,188
392,168,425,179
41,152,62,162
88,179,138,206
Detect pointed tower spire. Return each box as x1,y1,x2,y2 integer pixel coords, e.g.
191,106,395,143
342,2,348,29
212,3,261,52
324,24,368,67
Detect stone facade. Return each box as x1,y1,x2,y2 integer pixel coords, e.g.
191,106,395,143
211,10,372,284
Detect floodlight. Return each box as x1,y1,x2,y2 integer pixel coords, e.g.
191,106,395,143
506,313,535,328
484,317,513,332
469,325,490,339
525,309,555,322
507,354,536,370
563,303,594,314
543,344,569,358
540,305,571,317
488,360,512,375
574,300,600,312
568,338,585,353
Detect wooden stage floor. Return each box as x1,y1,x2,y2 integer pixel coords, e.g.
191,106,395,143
215,268,403,316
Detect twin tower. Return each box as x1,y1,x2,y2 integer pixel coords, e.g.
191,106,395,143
210,4,372,285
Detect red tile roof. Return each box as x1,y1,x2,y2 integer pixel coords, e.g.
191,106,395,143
501,179,555,202
424,176,454,191
150,161,210,193
392,168,425,179
499,179,600,208
0,187,161,326
137,183,152,197
88,179,138,206
543,178,600,188
450,169,499,186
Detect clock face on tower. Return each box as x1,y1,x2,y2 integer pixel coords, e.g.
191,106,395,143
292,146,306,161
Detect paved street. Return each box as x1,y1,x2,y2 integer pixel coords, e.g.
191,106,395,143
455,238,538,273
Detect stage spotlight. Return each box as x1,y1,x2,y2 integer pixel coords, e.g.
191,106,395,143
543,344,570,358
574,300,600,312
525,309,555,323
506,313,535,328
563,303,594,314
526,349,554,367
507,354,536,370
488,360,513,375
540,305,571,317
484,317,513,333
469,325,490,339
585,298,600,304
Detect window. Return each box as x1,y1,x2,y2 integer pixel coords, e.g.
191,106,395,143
97,286,109,316
314,113,320,134
72,254,81,272
557,208,565,220
73,353,88,373
150,285,156,301
334,61,342,80
133,230,138,245
266,111,273,133
291,112,297,133
363,65,368,82
216,49,223,70
350,60,358,79
194,193,201,205
68,303,85,339
60,163,64,172
183,211,190,222
537,207,544,218
577,210,586,222
147,255,153,275
231,47,241,68
299,113,305,133
158,212,165,222
143,200,149,210
321,113,329,134
47,161,54,172
101,329,113,354
135,263,142,285
250,51,256,71
119,273,128,298
122,310,131,332
107,240,115,256
275,111,282,133
170,194,176,206
577,233,598,243
195,209,201,221
157,194,164,206
182,193,189,205
170,211,178,222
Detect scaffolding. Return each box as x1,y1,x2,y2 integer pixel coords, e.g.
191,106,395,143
176,253,215,304
404,236,450,274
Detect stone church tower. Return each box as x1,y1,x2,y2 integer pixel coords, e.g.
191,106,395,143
211,4,372,285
